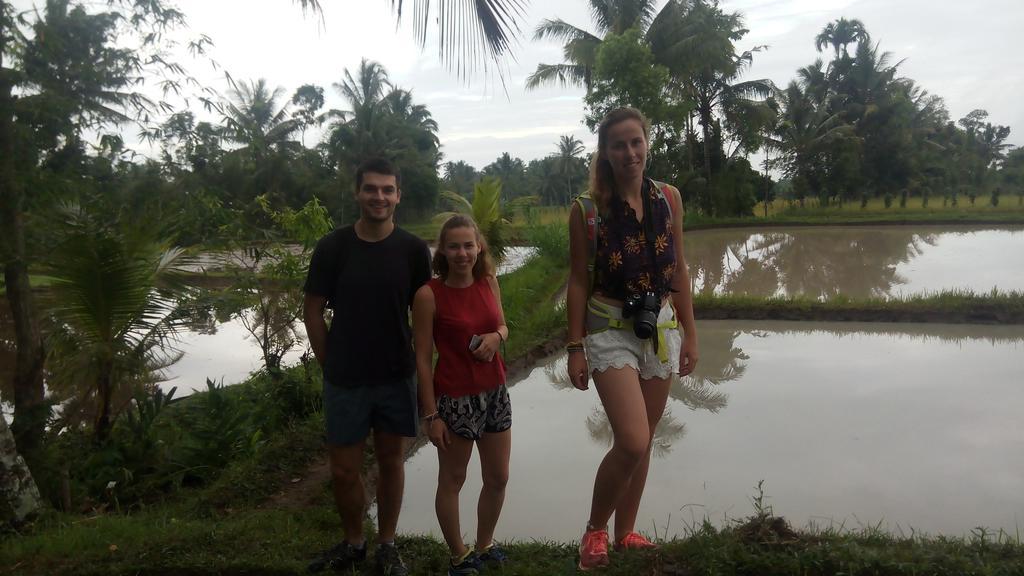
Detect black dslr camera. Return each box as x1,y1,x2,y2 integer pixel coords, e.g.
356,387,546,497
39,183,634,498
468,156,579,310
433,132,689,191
622,291,660,340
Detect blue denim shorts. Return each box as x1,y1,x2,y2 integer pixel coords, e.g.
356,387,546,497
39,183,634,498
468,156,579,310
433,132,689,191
323,376,419,446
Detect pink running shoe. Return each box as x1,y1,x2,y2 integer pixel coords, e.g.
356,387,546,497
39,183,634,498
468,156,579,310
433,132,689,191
615,531,658,551
578,528,610,571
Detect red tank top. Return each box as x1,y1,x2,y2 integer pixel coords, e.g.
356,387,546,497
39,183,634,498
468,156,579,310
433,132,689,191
428,277,506,397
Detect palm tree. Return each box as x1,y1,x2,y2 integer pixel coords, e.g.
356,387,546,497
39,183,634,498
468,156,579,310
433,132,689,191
688,46,775,214
435,177,537,261
526,0,671,91
326,59,393,164
46,208,189,442
291,0,527,78
767,81,856,205
814,17,869,60
443,160,479,197
554,134,585,204
221,79,302,160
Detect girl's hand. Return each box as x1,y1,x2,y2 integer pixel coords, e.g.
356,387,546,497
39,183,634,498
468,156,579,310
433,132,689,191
678,336,698,377
428,418,450,451
567,350,590,390
471,332,501,362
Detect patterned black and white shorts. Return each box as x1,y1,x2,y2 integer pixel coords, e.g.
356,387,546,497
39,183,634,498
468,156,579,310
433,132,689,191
437,384,512,441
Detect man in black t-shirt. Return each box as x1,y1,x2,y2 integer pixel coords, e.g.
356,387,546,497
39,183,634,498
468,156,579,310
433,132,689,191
303,158,430,575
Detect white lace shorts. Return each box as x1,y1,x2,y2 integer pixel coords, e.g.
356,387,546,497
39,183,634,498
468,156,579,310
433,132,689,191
584,299,681,381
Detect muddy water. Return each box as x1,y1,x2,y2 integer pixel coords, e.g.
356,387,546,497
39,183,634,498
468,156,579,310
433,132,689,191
396,320,1024,541
685,226,1024,299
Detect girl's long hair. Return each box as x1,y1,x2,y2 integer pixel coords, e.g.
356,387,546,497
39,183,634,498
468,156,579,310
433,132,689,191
432,214,495,280
588,107,651,216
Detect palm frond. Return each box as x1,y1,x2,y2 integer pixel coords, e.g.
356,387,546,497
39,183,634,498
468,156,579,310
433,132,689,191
525,63,588,90
392,0,528,79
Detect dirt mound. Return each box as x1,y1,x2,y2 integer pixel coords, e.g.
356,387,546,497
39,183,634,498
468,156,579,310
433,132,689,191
733,514,801,545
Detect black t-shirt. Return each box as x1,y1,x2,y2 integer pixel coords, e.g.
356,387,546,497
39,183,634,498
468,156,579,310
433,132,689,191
303,225,431,386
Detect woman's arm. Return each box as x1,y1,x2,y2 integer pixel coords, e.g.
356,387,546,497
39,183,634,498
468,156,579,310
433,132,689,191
567,202,592,389
667,185,699,375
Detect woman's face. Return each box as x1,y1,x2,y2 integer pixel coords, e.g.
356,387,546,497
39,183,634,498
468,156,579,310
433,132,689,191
442,226,479,274
604,119,648,180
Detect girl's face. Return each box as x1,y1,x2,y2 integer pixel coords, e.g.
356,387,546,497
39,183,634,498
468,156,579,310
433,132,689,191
603,118,648,180
442,226,479,274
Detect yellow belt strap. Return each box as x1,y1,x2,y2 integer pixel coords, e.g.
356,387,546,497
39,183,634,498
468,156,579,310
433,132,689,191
586,300,677,362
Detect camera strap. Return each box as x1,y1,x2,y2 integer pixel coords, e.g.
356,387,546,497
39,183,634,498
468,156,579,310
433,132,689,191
640,177,662,356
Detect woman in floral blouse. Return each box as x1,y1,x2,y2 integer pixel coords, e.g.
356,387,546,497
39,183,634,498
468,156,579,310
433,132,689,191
565,107,699,571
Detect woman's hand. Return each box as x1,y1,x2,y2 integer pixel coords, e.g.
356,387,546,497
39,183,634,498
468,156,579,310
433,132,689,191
678,336,698,377
427,418,450,451
471,332,501,362
567,350,590,390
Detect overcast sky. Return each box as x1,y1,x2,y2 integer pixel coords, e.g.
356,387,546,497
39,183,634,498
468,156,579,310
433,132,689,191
13,0,1024,169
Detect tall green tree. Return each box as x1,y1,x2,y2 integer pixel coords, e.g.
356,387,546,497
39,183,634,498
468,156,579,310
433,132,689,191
46,207,189,442
326,59,441,218
554,134,586,204
0,0,189,467
814,17,869,60
443,160,479,197
526,0,682,91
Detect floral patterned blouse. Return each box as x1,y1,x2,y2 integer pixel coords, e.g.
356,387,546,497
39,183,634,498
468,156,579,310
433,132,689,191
594,180,677,301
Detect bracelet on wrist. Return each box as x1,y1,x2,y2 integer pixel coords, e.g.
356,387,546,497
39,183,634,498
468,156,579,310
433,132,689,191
421,411,439,422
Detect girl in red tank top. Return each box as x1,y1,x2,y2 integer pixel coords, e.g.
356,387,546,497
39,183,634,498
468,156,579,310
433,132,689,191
412,215,511,572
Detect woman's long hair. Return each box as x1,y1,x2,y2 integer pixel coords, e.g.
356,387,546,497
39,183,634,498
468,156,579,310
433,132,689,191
588,107,651,216
432,214,495,280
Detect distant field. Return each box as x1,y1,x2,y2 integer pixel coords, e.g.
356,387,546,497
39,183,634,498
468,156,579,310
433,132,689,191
402,199,1024,242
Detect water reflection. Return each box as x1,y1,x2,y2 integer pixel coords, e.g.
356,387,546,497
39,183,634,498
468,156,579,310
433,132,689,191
686,226,1024,298
540,326,744,456
398,320,1024,541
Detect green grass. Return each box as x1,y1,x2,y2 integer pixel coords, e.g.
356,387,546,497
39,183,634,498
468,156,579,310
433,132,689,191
6,502,1023,575
695,289,1024,323
499,252,568,361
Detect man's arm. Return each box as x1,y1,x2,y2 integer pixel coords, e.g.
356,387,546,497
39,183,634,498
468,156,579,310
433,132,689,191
303,293,329,368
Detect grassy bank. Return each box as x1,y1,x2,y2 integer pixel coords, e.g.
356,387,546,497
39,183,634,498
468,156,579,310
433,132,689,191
695,289,1024,324
5,498,1023,575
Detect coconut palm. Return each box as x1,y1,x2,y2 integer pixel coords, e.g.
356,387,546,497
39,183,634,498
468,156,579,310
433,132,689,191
443,160,480,197
326,59,394,164
554,134,585,203
526,0,678,91
221,79,302,161
291,0,527,77
814,17,869,60
767,81,856,203
435,177,536,261
45,207,189,442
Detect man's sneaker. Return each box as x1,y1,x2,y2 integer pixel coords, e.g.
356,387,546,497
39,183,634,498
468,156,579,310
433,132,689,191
374,542,408,576
307,541,366,573
448,549,482,575
615,532,658,551
478,543,509,566
577,529,610,571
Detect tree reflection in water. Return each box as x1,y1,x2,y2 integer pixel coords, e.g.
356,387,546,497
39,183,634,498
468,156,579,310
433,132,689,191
686,228,941,299
543,324,749,456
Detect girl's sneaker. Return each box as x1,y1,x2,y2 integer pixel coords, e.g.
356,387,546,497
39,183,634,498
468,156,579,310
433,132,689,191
577,529,610,571
615,532,658,551
478,543,509,566
448,549,482,576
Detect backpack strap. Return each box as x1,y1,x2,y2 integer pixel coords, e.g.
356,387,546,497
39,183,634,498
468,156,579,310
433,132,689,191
651,179,678,223
573,193,600,291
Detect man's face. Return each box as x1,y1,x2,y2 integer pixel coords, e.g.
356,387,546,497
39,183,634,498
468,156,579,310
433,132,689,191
355,172,401,223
